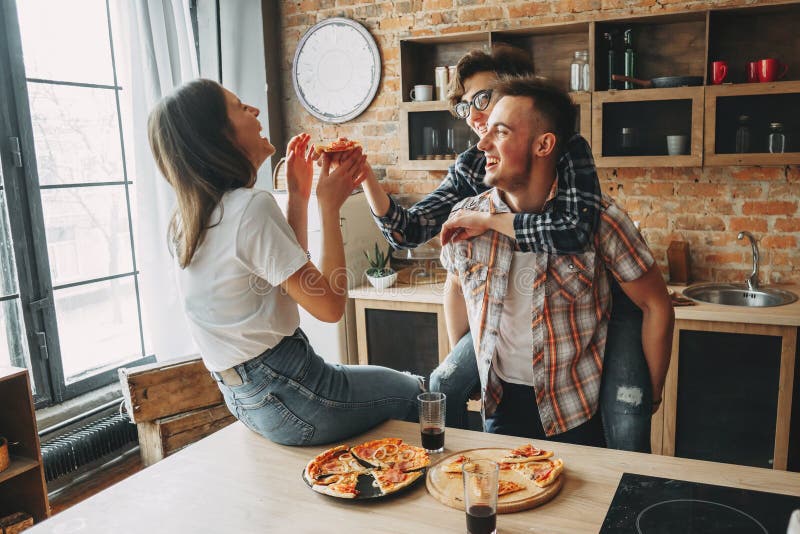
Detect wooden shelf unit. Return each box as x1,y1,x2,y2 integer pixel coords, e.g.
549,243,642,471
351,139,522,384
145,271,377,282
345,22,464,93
704,80,800,166
398,2,800,170
592,86,704,168
0,367,49,523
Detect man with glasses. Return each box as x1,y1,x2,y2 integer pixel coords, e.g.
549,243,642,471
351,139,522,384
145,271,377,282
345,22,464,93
360,45,657,452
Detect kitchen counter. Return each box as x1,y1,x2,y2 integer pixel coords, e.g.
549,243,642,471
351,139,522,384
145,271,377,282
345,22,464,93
350,282,800,327
26,420,800,533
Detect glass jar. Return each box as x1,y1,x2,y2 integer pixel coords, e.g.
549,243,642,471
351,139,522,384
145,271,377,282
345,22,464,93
735,115,751,154
768,122,786,154
570,50,589,92
620,127,639,155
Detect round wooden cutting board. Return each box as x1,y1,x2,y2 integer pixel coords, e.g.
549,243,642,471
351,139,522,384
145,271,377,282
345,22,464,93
426,448,564,513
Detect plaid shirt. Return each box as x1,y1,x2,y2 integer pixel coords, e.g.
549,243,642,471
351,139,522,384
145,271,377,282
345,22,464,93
373,133,601,253
440,189,654,436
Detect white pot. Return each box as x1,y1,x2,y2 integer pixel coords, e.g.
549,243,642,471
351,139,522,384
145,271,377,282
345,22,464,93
366,270,398,289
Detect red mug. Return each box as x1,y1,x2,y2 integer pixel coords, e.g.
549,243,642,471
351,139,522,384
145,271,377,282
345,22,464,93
757,58,788,82
746,61,759,83
711,61,728,84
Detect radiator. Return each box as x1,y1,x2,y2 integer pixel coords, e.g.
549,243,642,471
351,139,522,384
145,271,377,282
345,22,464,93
41,412,138,482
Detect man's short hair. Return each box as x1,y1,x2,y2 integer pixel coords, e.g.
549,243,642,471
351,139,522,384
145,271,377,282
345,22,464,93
492,76,577,154
447,44,535,109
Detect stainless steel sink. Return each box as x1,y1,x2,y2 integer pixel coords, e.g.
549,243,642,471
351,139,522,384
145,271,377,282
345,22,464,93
682,282,798,307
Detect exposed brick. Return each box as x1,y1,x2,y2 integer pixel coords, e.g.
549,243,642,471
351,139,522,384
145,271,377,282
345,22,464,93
731,167,785,182
440,24,483,34
422,0,454,9
380,15,415,31
761,235,797,249
774,218,800,232
507,2,553,17
742,201,797,216
631,183,674,197
704,252,745,265
729,217,768,233
675,183,722,197
674,215,726,231
788,166,800,183
768,183,800,200
458,6,503,21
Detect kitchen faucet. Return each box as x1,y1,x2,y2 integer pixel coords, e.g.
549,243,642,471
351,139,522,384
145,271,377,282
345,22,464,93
737,231,759,290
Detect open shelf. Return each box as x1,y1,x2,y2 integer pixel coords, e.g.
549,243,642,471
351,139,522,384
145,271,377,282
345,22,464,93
492,21,592,93
0,456,39,485
704,80,800,166
400,32,490,104
593,86,704,168
594,12,707,92
708,4,800,84
399,107,473,171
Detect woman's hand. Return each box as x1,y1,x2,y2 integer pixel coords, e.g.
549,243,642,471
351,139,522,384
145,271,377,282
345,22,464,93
316,148,366,213
285,133,315,201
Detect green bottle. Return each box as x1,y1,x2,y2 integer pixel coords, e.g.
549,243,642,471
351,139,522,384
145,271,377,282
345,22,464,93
624,28,636,90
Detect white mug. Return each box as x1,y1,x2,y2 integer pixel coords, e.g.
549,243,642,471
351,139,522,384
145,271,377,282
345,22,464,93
666,135,689,156
410,84,433,102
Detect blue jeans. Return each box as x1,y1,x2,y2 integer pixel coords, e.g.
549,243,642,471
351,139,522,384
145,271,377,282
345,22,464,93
430,281,651,452
213,329,422,446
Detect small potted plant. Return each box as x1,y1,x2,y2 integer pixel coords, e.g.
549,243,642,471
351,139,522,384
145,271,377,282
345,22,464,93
364,243,397,289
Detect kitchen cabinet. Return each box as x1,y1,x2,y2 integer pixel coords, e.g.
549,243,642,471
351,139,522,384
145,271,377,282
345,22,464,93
398,2,800,169
0,367,49,523
651,306,799,471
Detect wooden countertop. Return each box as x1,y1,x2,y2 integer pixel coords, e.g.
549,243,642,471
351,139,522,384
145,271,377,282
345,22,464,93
349,283,800,327
27,420,800,533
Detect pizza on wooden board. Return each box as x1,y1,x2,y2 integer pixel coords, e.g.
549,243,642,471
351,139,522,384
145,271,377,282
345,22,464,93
511,458,565,488
500,443,554,463
314,137,362,155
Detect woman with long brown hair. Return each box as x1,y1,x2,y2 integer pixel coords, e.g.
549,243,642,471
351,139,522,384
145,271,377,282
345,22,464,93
148,79,421,445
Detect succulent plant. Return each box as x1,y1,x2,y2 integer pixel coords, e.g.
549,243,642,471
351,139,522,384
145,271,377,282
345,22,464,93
364,242,393,277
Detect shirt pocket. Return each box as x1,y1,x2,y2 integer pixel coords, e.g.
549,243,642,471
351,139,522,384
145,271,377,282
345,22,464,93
546,251,596,303
455,257,489,300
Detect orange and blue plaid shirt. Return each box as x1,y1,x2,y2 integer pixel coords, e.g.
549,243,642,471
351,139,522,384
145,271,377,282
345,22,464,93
440,189,654,436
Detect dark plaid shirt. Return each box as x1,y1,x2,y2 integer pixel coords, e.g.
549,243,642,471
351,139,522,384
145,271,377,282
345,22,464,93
374,133,602,253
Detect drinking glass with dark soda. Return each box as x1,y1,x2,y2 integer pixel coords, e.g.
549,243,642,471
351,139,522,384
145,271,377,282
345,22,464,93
417,392,445,453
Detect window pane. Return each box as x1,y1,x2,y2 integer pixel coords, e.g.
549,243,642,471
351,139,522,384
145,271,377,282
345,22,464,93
17,0,113,86
0,189,19,298
41,186,133,287
0,298,32,380
54,276,142,383
27,84,123,186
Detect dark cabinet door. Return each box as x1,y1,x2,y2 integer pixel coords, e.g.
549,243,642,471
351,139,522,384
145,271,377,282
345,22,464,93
365,309,440,378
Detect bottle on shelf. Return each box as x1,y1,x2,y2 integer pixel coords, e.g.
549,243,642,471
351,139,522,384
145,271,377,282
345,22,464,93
768,122,786,154
604,32,617,90
623,28,636,90
735,115,751,154
570,50,590,92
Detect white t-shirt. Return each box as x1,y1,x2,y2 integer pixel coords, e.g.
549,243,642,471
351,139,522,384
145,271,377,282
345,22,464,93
176,188,308,371
493,252,537,386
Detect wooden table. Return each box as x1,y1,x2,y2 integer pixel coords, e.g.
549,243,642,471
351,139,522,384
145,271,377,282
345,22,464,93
27,420,800,533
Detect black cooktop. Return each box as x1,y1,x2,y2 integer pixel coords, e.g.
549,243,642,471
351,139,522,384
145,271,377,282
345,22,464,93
600,473,800,533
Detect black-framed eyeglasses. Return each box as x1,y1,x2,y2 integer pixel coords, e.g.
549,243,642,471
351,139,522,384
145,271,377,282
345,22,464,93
454,89,493,119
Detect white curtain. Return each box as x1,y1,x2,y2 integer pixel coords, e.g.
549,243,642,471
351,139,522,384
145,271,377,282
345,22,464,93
117,0,199,360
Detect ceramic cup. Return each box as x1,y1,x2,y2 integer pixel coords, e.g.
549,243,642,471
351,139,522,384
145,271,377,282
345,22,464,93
409,84,433,102
666,135,689,156
757,59,788,83
711,61,728,85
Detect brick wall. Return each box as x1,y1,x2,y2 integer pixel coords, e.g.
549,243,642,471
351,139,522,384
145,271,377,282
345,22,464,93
280,0,800,285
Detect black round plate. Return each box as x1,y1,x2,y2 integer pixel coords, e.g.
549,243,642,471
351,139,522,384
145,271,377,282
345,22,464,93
302,468,426,500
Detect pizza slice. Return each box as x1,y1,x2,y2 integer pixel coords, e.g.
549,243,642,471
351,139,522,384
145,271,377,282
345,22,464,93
304,444,367,482
442,454,471,474
370,466,423,495
501,443,554,464
310,472,361,499
350,438,404,468
386,443,430,472
498,479,526,497
532,458,564,488
314,137,362,155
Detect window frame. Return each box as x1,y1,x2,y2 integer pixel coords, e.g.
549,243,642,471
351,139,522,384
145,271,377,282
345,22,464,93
0,0,154,407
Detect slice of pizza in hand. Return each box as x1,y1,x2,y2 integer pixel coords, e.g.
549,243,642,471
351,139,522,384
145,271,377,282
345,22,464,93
442,454,471,474
497,479,526,497
350,438,404,468
314,137,362,155
501,443,554,463
311,472,361,499
371,466,423,495
304,444,366,482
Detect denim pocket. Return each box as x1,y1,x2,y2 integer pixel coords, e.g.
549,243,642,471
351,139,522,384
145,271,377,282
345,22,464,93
236,392,314,445
262,334,313,383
